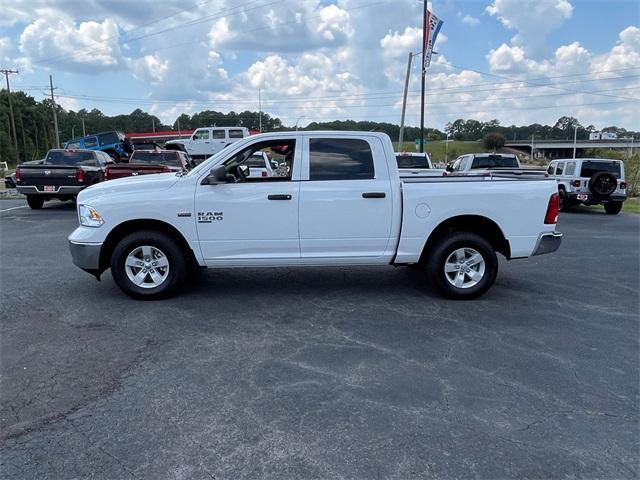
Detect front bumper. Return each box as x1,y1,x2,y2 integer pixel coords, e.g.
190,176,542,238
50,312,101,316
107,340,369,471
532,231,563,256
69,240,102,276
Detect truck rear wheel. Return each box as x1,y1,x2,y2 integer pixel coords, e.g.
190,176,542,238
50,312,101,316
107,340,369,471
426,232,498,300
604,201,623,215
26,195,44,210
110,230,186,299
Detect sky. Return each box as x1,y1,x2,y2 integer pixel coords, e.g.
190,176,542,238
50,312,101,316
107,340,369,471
0,0,638,131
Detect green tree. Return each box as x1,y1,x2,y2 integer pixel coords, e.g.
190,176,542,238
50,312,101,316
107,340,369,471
484,132,505,151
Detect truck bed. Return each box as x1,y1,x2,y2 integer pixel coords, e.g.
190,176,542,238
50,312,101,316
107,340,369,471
396,175,557,263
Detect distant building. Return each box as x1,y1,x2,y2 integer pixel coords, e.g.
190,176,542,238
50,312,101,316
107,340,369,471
589,131,618,140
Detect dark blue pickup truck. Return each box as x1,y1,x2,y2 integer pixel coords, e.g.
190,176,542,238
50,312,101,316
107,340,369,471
64,131,132,160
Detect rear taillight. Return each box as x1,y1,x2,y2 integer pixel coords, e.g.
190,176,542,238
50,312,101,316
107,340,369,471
104,169,109,181
262,171,268,177
571,180,581,187
545,193,560,224
620,182,627,190
75,169,86,183
15,168,21,183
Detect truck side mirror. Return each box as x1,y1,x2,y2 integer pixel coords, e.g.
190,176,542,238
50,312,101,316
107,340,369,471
202,165,228,185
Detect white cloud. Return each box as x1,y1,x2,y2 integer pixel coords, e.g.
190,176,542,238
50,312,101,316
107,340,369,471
127,54,170,84
461,15,480,26
486,0,573,55
19,16,123,72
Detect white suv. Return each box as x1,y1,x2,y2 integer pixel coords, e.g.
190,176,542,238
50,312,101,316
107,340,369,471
166,127,249,160
546,158,627,215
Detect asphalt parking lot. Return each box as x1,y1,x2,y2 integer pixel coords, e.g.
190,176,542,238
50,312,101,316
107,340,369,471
0,198,638,479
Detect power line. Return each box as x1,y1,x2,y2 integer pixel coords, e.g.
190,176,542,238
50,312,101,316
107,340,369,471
447,62,639,102
42,72,640,107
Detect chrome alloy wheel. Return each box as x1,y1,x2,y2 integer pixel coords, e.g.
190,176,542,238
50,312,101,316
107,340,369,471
125,245,170,289
444,248,485,289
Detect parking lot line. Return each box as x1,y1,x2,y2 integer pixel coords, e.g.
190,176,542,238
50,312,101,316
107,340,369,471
0,205,28,212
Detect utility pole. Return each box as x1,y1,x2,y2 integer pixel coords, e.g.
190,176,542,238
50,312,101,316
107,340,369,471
1,69,19,162
398,52,415,151
82,118,86,136
258,88,262,133
152,117,156,133
419,0,427,153
49,75,60,148
572,125,578,159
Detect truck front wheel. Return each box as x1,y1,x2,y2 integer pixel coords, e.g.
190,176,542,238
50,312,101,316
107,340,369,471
426,232,498,299
26,195,44,209
110,230,186,299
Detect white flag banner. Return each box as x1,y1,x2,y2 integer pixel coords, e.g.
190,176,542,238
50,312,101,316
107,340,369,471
423,10,444,70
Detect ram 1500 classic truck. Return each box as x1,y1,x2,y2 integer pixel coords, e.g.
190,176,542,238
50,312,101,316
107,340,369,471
68,131,562,300
16,149,114,209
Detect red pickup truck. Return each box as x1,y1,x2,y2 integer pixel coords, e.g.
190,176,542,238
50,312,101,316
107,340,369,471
104,150,192,180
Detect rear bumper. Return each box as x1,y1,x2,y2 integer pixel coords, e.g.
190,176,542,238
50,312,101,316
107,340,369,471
69,240,102,276
568,192,627,203
17,185,84,195
532,231,563,256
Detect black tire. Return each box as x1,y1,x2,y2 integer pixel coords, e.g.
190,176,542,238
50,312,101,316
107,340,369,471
110,230,186,299
425,232,498,300
558,188,572,212
589,172,617,198
604,201,623,215
26,195,44,209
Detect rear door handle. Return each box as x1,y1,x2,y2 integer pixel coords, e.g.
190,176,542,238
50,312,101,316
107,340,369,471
362,192,386,198
268,194,292,200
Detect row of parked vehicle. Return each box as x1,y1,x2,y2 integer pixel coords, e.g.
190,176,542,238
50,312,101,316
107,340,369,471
6,127,628,216
394,151,628,215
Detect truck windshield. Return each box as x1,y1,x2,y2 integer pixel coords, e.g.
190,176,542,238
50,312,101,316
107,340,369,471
580,161,621,178
396,155,430,169
130,152,180,166
471,155,519,169
46,151,97,166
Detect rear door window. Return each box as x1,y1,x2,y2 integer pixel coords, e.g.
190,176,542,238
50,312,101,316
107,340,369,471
228,129,244,139
565,162,576,176
309,138,374,181
212,130,226,139
580,161,621,178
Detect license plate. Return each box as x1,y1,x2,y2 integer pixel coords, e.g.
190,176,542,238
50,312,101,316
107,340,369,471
43,185,55,192
577,194,588,201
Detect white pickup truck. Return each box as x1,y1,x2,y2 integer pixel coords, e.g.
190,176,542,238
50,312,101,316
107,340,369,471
68,131,562,300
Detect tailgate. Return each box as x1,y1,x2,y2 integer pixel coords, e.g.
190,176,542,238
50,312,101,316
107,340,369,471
105,164,169,179
18,166,82,187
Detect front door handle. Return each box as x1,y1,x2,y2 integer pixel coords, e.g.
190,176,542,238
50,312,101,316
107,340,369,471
268,194,292,200
362,192,386,198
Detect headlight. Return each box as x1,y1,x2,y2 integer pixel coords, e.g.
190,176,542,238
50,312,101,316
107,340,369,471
78,204,104,227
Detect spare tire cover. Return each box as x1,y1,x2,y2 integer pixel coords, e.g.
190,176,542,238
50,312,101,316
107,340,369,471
589,171,617,197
